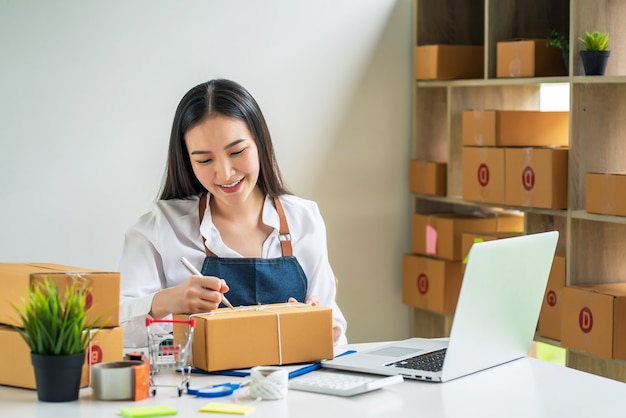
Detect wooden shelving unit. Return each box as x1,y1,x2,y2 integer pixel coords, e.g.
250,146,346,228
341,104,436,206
412,0,626,381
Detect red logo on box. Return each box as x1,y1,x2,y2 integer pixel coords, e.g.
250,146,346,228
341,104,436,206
579,307,593,333
89,344,103,365
416,273,429,295
522,166,535,191
546,290,557,307
477,163,490,187
85,292,93,310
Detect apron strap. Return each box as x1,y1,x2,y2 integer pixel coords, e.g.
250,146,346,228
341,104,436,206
273,195,293,257
198,192,293,257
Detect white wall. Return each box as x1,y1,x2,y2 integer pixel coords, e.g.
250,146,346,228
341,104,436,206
0,0,413,343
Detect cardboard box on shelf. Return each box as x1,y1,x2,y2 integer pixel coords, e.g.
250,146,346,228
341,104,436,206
0,263,120,328
0,326,124,390
402,254,463,314
462,146,506,204
496,39,565,78
537,254,566,341
176,303,334,372
561,283,626,360
409,160,447,196
586,172,626,217
415,45,484,80
412,212,524,261
460,231,524,268
504,147,568,209
462,110,569,147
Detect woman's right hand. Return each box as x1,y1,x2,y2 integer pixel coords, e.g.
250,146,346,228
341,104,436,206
150,274,230,318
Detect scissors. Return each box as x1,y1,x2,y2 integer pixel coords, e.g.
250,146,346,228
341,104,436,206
187,383,241,398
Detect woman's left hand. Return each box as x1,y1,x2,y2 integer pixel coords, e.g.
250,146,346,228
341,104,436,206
288,296,320,306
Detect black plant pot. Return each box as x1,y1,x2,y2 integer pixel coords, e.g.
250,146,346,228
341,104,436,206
562,52,569,75
31,352,85,402
580,50,611,76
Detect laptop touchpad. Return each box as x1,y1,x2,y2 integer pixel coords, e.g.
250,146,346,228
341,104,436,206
368,347,422,357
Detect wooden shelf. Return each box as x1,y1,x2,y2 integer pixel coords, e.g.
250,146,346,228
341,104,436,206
412,0,626,382
413,194,566,217
417,76,570,88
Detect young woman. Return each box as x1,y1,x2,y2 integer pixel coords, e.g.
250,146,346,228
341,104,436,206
119,78,347,347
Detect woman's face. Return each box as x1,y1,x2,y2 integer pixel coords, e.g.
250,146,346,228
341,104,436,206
185,115,261,209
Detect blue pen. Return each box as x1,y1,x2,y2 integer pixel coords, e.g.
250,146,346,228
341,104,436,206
289,350,357,379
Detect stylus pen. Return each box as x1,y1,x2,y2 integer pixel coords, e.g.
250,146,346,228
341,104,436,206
180,257,235,310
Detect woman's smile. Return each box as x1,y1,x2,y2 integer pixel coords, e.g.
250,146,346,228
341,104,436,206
219,178,244,193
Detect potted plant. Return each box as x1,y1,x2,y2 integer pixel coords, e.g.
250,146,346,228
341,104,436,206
578,31,610,75
13,277,99,402
547,30,569,74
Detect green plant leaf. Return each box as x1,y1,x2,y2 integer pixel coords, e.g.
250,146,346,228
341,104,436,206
578,31,609,51
11,275,102,356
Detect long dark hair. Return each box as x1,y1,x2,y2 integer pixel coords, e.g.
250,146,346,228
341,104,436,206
159,79,290,200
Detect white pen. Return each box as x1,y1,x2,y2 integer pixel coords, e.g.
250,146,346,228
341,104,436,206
180,257,235,310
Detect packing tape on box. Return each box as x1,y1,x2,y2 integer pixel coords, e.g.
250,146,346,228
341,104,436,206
91,355,150,401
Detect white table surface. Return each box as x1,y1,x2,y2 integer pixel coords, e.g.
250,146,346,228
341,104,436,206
2,343,626,418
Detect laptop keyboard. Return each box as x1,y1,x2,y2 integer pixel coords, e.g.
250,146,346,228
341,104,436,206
386,348,447,372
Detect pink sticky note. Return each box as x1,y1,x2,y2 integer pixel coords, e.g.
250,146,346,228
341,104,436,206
426,225,438,255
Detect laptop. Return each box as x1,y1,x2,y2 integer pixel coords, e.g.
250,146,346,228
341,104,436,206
323,230,559,382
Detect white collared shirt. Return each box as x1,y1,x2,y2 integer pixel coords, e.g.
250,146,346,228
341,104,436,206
119,193,347,347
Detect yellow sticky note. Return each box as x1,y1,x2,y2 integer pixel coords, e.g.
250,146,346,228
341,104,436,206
200,402,256,415
119,405,178,418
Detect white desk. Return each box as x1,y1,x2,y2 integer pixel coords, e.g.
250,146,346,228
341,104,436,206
2,344,626,418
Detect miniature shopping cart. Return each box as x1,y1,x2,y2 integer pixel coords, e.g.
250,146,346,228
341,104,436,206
146,317,196,396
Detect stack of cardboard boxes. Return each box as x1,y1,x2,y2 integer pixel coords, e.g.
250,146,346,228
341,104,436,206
0,263,123,390
462,109,569,209
402,212,524,314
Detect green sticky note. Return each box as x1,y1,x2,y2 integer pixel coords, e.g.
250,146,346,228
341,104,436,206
119,405,178,418
463,237,484,264
200,402,256,415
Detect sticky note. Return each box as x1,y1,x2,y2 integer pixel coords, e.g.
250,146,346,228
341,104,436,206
425,225,438,254
200,402,256,415
119,405,178,418
463,237,484,264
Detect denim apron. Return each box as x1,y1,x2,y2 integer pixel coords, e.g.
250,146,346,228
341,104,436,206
198,193,308,307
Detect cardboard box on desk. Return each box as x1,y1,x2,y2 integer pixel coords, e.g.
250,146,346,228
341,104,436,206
462,146,506,204
538,255,566,341
497,39,565,78
462,110,569,147
413,212,524,262
175,303,334,372
409,160,446,196
561,283,626,360
402,254,463,314
586,172,626,217
504,147,568,209
415,45,483,80
0,263,120,328
0,326,124,390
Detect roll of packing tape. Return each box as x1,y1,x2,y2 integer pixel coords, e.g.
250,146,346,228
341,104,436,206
248,366,288,400
91,360,148,401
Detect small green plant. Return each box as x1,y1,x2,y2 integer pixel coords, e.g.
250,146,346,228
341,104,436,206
13,277,99,355
579,31,609,51
547,30,569,52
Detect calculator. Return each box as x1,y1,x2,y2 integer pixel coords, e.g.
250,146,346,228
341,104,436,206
288,370,403,397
